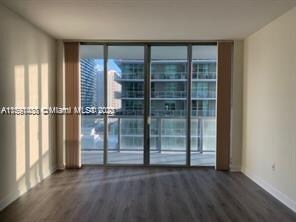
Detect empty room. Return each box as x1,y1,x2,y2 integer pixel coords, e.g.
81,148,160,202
0,0,295,221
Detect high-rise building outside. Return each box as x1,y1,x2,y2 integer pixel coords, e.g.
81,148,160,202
111,59,216,152
80,50,217,165
80,59,97,108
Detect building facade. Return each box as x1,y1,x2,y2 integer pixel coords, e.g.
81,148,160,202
80,58,217,154
112,59,216,153
81,59,98,108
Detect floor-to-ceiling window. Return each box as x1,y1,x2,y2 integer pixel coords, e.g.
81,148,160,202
107,46,145,164
191,45,217,166
80,43,217,166
150,46,188,165
80,45,104,164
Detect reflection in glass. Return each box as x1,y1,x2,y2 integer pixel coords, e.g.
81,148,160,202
150,46,187,165
80,44,217,166
107,46,144,164
80,45,104,164
191,45,217,166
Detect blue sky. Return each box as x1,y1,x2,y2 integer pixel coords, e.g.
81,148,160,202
95,59,122,75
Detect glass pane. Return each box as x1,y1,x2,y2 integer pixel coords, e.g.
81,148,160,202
191,45,217,166
107,46,144,164
150,46,187,165
80,45,104,164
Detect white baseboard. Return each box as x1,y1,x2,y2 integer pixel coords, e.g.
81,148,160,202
230,164,241,172
0,166,57,212
242,168,296,213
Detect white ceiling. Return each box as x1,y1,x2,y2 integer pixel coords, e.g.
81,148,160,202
1,0,296,40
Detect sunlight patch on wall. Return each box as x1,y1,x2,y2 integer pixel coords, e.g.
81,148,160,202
41,63,49,155
15,65,26,180
28,64,39,167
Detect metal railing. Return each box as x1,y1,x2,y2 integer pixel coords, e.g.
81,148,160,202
151,91,186,98
119,90,216,99
151,72,187,80
114,71,216,80
115,73,144,80
192,110,216,117
115,110,144,116
151,110,186,116
191,90,216,98
120,91,144,98
81,116,216,152
192,72,216,79
113,109,216,117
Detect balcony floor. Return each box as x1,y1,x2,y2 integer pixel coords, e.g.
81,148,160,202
82,150,215,166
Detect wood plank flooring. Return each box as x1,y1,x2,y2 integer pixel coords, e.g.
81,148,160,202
0,167,295,222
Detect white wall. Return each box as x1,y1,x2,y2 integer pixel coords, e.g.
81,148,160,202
0,4,57,210
242,7,296,211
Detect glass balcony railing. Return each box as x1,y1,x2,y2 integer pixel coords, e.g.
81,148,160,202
121,128,143,135
151,72,186,80
116,73,144,80
81,116,216,152
192,110,216,117
120,90,187,99
115,110,144,116
119,90,216,99
192,72,216,79
114,71,216,81
191,90,216,98
151,110,186,116
151,91,186,98
120,91,144,98
114,109,215,117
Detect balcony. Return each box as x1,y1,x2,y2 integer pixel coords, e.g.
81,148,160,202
81,116,216,165
150,110,215,117
115,73,144,81
151,110,186,117
192,72,216,80
115,110,144,116
151,72,186,80
115,110,186,117
151,91,186,98
114,109,215,117
191,90,216,99
120,90,144,98
82,116,215,145
192,110,216,117
114,71,216,81
82,150,215,165
120,90,186,99
119,90,216,100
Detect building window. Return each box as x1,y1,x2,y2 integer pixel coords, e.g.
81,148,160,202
164,102,176,111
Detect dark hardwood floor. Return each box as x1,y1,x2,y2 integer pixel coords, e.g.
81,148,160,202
0,167,295,222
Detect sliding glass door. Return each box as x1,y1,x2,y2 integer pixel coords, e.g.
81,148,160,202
107,46,145,164
191,45,217,166
150,46,188,165
80,43,217,166
80,45,104,164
